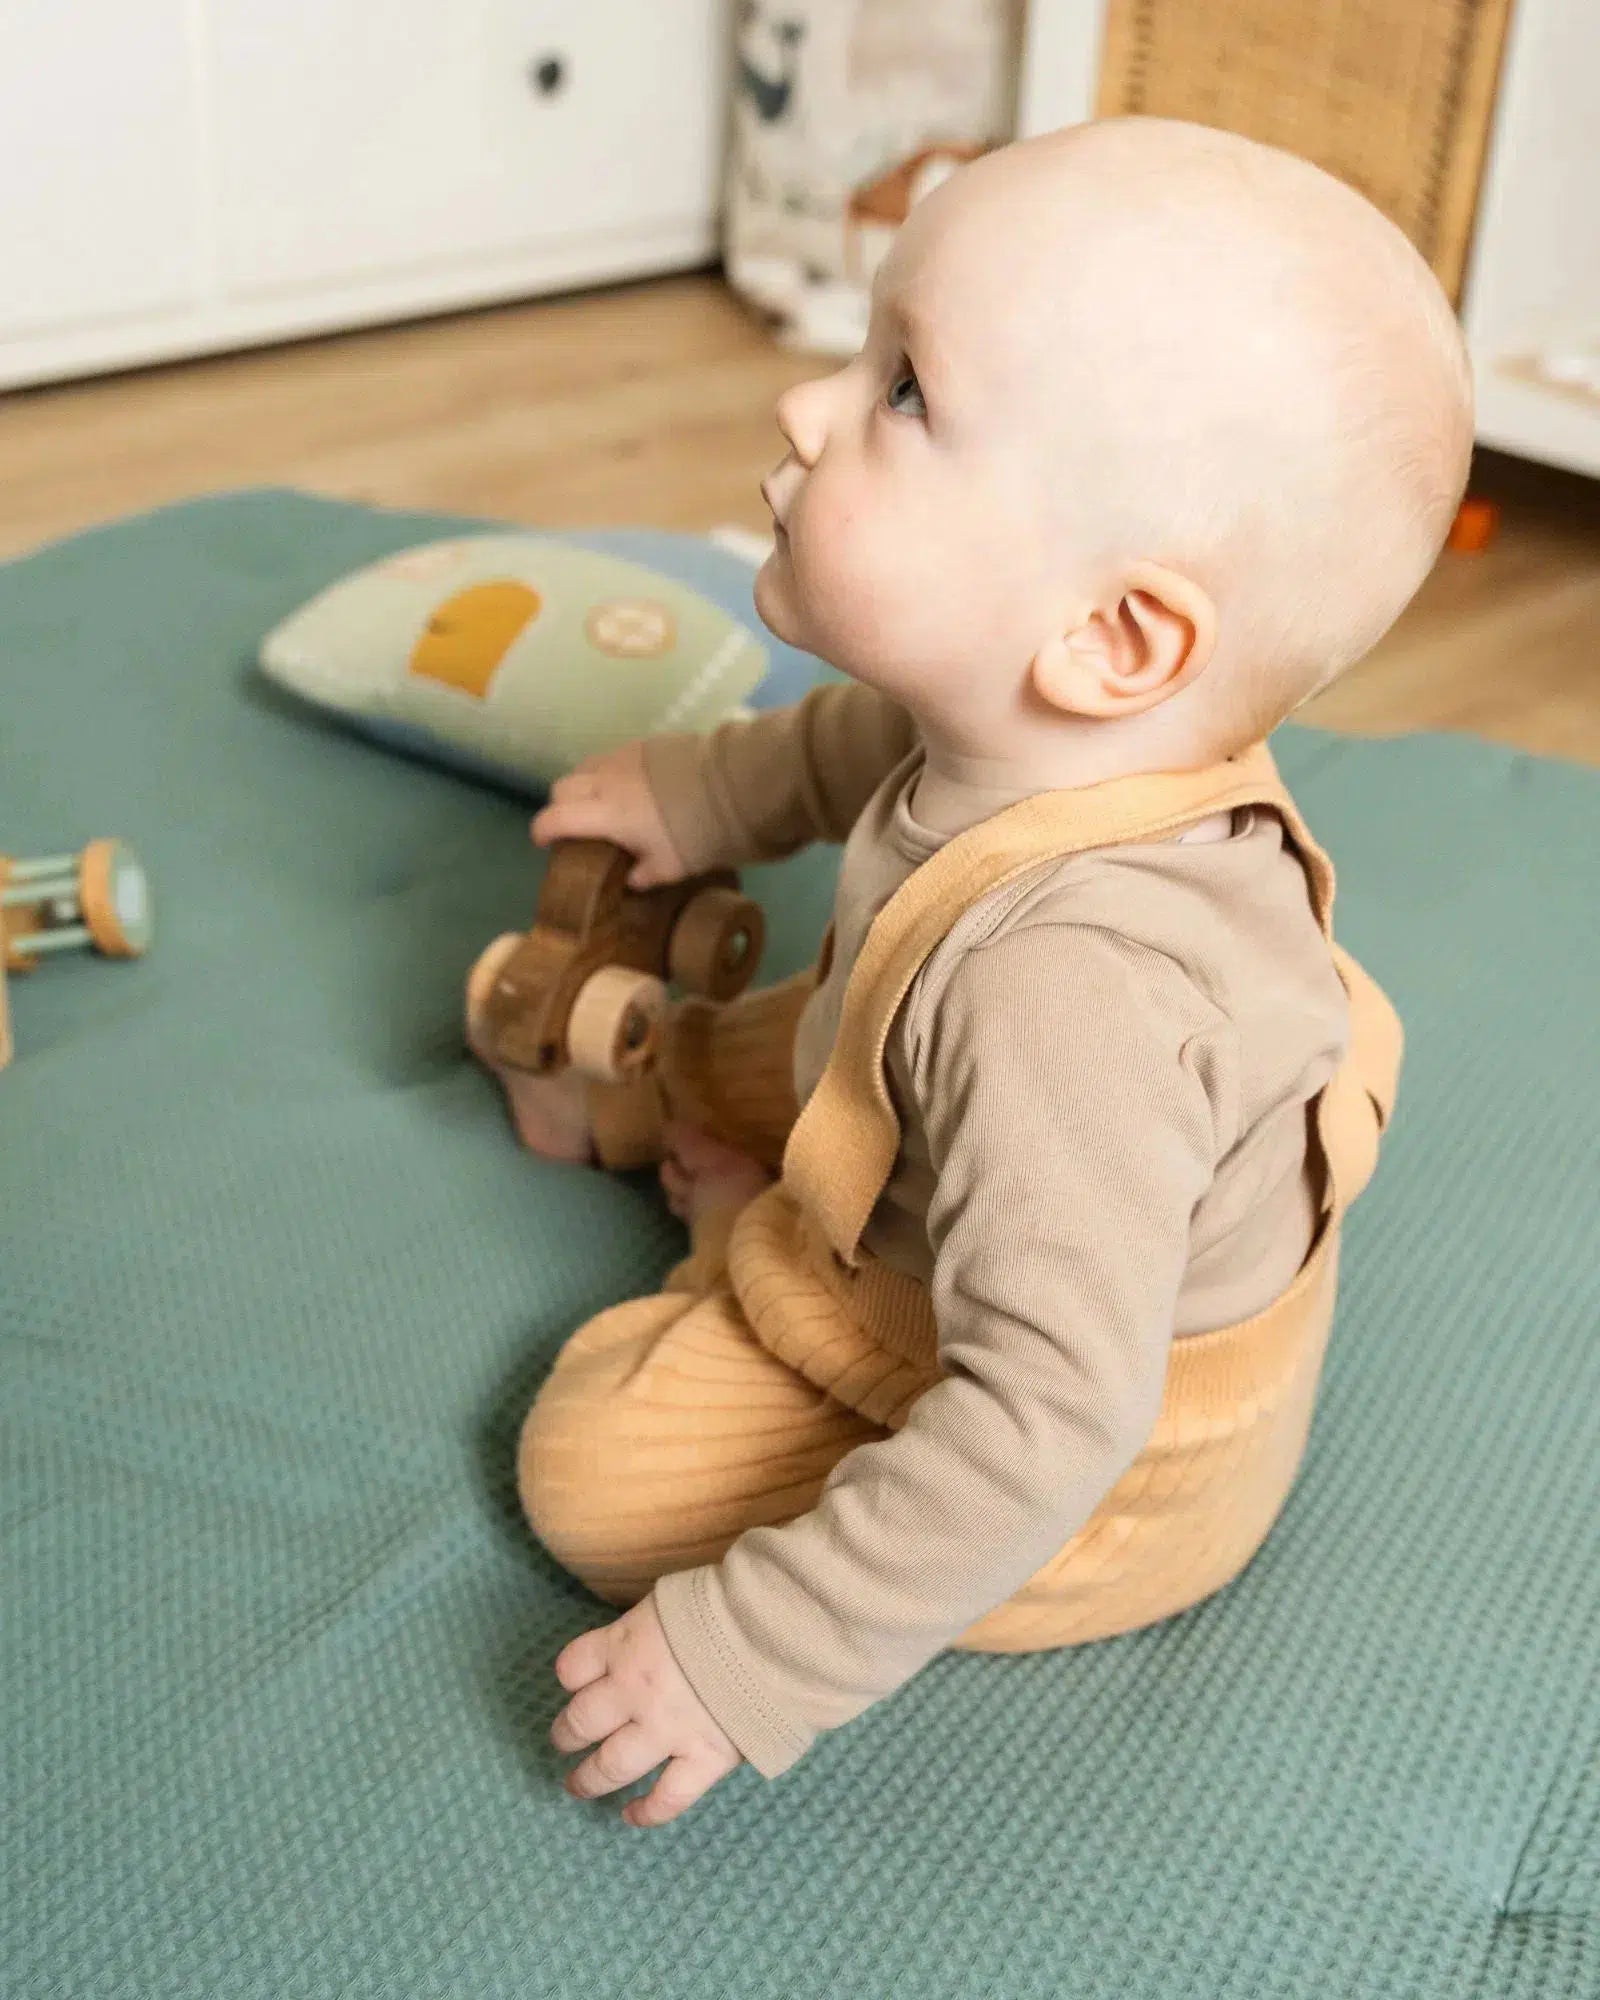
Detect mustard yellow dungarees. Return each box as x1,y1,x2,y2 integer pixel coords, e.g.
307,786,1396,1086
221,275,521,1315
521,744,1401,1650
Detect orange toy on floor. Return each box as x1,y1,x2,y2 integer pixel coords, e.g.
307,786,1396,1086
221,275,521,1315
1446,496,1501,553
0,840,153,1071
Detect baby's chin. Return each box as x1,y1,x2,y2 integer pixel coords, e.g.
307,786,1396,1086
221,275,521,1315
753,537,806,648
754,541,908,693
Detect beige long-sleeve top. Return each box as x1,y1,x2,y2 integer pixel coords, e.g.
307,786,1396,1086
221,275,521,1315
642,682,1349,1773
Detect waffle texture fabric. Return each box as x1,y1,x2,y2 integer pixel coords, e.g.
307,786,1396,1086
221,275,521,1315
3,491,1597,2000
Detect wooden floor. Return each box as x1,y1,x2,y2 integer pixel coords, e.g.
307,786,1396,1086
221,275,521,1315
3,271,1598,763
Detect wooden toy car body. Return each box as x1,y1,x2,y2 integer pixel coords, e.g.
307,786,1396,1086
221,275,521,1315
467,839,765,1084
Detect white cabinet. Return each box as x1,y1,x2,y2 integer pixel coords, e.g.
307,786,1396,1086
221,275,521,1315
0,0,202,340
0,1,731,389
211,0,728,297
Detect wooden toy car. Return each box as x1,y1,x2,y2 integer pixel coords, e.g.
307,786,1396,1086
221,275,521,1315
1,839,153,1071
465,839,765,1085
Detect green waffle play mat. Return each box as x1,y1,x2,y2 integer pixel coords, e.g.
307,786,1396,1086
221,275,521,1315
4,492,1597,1999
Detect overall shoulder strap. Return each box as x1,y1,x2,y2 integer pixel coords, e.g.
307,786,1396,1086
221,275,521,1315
784,743,1309,1263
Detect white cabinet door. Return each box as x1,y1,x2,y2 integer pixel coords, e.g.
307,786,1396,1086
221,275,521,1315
209,0,730,298
0,0,201,340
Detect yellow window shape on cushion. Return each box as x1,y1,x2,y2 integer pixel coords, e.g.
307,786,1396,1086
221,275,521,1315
408,581,543,697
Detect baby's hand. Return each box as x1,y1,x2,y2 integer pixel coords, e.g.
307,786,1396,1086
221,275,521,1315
550,1595,741,1826
531,742,687,889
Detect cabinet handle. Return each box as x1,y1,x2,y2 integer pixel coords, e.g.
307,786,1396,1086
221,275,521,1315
528,53,568,98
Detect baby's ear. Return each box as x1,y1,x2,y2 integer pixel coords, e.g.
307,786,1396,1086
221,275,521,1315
1032,564,1216,721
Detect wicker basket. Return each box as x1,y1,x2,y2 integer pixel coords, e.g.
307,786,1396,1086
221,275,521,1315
1095,0,1515,301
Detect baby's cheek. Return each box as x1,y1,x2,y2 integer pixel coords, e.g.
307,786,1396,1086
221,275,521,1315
786,498,868,630
814,532,914,673
832,480,920,596
791,450,985,680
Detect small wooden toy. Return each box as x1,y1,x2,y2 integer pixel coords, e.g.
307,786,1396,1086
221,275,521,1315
1,839,153,1071
466,839,765,1084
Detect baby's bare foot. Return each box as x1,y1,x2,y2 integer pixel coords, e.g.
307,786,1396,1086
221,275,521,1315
466,936,594,1162
493,1064,595,1162
660,1123,773,1223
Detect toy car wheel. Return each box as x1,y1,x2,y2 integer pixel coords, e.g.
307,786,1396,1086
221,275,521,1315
465,933,523,1052
78,840,153,958
668,887,764,1001
567,966,668,1082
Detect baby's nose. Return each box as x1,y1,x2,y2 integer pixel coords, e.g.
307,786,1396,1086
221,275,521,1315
774,377,830,469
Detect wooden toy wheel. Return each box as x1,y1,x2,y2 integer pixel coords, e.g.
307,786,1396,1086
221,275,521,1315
566,966,668,1083
668,887,765,1001
465,932,523,1047
0,856,40,972
78,839,153,958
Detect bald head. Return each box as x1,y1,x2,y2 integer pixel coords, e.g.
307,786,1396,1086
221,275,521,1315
889,119,1473,738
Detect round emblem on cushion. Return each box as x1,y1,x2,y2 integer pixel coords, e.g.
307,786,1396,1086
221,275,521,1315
585,598,676,658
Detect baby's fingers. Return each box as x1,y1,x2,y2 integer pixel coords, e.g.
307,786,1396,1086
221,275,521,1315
659,1157,692,1222
531,795,628,849
565,1723,664,1801
550,1678,629,1755
625,852,679,890
623,1753,722,1828
553,1625,611,1692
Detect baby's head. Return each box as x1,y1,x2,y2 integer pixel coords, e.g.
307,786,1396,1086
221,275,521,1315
756,118,1472,766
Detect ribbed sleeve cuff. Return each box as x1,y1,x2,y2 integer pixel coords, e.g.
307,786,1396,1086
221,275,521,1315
639,733,733,878
652,1567,815,1780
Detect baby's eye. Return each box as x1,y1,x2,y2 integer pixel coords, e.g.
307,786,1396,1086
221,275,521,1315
884,367,927,419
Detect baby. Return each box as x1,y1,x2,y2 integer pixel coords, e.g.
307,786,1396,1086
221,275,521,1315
475,117,1472,1826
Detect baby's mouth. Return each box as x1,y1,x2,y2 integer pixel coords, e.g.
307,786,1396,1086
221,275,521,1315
760,474,789,543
